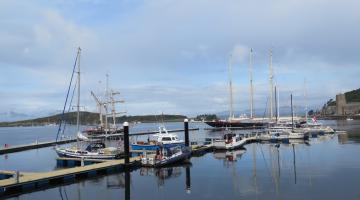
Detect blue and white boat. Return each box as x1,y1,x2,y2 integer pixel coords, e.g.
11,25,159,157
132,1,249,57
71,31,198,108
141,146,191,167
131,126,184,151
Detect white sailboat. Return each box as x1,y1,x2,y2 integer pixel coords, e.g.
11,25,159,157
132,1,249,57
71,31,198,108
283,94,308,140
55,48,122,159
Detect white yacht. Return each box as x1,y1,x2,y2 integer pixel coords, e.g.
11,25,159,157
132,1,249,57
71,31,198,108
213,133,247,150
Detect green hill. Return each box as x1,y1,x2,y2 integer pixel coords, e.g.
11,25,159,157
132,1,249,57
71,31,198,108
345,88,360,103
0,112,187,127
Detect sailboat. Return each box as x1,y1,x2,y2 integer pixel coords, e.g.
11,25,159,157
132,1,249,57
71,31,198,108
205,51,267,128
55,48,122,159
282,94,309,140
83,74,125,137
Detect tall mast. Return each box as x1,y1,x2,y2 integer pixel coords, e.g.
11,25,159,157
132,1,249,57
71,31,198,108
76,47,81,133
105,74,109,132
304,78,308,123
275,86,278,123
249,48,254,118
291,93,294,131
269,49,274,120
228,54,234,120
277,87,280,121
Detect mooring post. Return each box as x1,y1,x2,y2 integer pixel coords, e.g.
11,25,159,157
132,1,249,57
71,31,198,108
123,122,130,165
184,119,189,147
15,171,20,183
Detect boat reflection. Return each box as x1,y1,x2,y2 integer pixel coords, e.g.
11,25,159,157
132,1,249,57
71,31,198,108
139,163,192,193
213,148,247,163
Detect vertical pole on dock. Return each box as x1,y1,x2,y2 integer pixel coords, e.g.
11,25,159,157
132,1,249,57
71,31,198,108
123,122,130,165
184,119,189,147
16,171,20,183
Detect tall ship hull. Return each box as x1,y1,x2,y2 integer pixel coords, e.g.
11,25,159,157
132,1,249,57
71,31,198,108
205,120,267,128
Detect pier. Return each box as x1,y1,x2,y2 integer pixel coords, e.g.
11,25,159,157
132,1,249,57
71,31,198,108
0,139,76,155
0,156,141,196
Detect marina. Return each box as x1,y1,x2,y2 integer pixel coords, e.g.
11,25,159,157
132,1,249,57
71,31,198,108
1,1,360,199
1,119,359,199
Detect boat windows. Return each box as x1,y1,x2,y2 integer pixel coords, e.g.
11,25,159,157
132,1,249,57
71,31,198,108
162,137,172,141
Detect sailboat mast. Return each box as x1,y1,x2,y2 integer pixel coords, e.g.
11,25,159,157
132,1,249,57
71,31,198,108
304,78,308,123
269,49,274,120
228,54,234,120
249,48,254,118
291,93,294,131
105,74,109,132
76,47,81,133
275,86,278,122
277,87,280,121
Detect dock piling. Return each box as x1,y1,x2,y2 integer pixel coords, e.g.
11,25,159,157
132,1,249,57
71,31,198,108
123,122,130,165
186,166,191,194
184,119,189,147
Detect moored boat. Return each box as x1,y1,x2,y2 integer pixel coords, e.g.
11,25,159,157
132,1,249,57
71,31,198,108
205,119,267,128
212,133,247,150
55,48,123,160
131,126,184,151
141,146,191,167
56,142,122,159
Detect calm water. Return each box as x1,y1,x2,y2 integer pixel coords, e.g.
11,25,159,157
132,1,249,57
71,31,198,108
1,120,360,199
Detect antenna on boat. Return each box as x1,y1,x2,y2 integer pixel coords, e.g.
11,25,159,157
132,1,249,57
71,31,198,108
249,48,254,119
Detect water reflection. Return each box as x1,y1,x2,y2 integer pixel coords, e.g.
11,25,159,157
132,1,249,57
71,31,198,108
139,163,192,190
213,148,246,165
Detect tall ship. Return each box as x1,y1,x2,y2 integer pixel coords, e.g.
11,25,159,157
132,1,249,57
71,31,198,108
205,49,268,128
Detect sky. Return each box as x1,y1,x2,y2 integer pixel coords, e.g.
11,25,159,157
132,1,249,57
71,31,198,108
0,0,359,120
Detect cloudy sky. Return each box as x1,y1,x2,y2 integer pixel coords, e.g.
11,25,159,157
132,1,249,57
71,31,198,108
0,0,359,120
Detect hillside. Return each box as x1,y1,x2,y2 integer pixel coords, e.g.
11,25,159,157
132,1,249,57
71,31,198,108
345,88,360,103
0,112,187,127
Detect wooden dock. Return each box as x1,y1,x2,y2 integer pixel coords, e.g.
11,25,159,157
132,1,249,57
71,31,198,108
0,156,140,196
0,139,76,155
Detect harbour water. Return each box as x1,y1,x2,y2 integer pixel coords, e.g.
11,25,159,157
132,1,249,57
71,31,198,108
1,120,360,199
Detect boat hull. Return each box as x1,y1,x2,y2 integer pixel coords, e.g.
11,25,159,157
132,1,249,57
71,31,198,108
213,139,247,150
56,148,120,159
155,151,191,167
205,121,267,128
131,142,185,151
